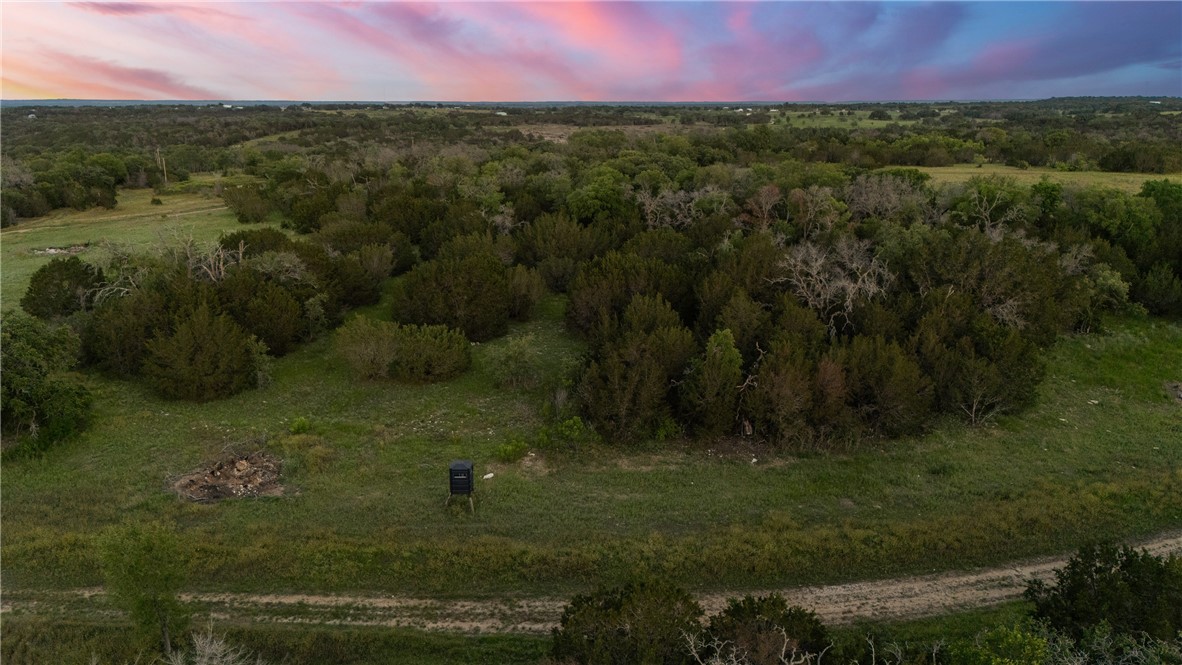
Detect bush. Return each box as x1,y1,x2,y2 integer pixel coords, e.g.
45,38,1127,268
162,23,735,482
218,268,305,356
391,324,471,382
507,264,546,321
484,333,547,390
83,288,170,377
681,329,743,436
0,311,92,449
221,185,271,224
143,301,260,401
493,440,529,463
96,521,189,655
218,227,293,257
551,581,703,665
704,594,829,665
1025,544,1182,640
335,317,471,383
335,316,399,380
20,256,104,319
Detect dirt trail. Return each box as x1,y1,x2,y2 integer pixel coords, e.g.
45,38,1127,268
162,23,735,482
7,532,1180,634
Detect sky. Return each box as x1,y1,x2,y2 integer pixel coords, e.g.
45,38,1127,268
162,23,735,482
2,1,1179,102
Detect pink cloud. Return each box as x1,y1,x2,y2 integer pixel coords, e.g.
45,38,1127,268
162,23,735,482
51,52,224,98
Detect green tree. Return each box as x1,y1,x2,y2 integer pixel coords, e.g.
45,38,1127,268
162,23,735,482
0,311,92,449
1025,544,1182,640
551,581,703,665
142,301,260,401
20,256,105,319
682,329,743,436
96,521,189,655
704,594,829,665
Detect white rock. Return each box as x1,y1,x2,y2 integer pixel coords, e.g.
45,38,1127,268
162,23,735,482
483,473,494,480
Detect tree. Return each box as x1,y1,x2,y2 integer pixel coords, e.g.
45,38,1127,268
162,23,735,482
391,234,511,341
0,311,92,449
96,521,189,655
142,301,260,401
551,581,703,665
1025,544,1182,641
20,256,105,319
682,329,743,436
703,594,829,665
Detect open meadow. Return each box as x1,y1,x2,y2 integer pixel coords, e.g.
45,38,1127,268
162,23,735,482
3,194,1180,605
906,164,1180,194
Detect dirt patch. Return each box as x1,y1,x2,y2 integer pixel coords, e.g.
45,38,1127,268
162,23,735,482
31,244,88,256
172,451,284,502
1164,381,1182,404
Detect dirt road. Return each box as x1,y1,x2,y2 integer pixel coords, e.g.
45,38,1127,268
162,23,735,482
7,532,1180,634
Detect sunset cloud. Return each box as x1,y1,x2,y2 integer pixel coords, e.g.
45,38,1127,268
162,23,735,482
3,1,1178,102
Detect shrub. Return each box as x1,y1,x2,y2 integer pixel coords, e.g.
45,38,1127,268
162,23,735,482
551,581,703,665
577,296,695,443
0,311,92,449
484,333,547,390
218,227,292,257
391,324,471,382
221,185,271,224
704,594,829,665
1135,262,1182,316
142,301,260,401
218,268,305,356
335,316,400,380
507,264,546,321
493,440,529,463
83,288,170,377
335,318,470,383
392,235,511,341
96,521,189,655
841,335,932,437
20,256,104,319
1025,544,1182,640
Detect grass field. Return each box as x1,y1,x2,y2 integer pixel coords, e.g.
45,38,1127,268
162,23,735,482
906,163,1180,193
0,185,245,309
3,274,1180,597
775,109,923,129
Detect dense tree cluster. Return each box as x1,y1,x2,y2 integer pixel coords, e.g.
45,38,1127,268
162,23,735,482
6,100,1180,448
18,224,398,403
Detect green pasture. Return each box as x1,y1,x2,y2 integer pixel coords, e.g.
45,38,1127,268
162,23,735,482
3,275,1180,597
907,164,1180,193
777,110,920,128
0,185,247,309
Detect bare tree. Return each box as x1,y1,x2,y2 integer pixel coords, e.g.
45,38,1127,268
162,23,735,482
739,184,783,232
636,185,726,229
684,630,830,665
775,236,894,336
